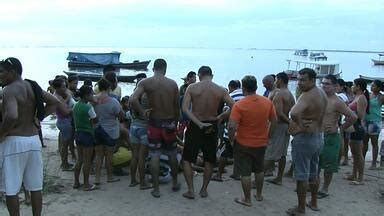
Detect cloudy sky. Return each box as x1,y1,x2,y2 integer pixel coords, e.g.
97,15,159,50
1,0,383,50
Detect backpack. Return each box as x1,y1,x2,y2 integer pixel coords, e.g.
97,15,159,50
25,79,45,121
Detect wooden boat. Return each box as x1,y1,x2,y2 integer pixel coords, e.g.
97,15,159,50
67,52,150,70
63,71,139,83
284,59,341,80
359,75,384,83
371,54,384,65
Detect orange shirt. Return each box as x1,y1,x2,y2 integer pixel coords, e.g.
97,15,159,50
230,95,276,147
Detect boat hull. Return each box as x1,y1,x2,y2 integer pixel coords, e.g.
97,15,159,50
372,59,384,65
359,75,384,82
68,60,151,70
63,71,137,83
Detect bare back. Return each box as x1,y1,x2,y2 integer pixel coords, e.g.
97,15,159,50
2,80,38,136
291,87,327,133
188,80,226,121
142,75,179,119
273,88,295,123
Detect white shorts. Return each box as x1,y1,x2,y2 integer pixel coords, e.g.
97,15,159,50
0,135,43,196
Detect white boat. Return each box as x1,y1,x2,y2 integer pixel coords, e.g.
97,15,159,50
309,52,327,61
284,59,341,79
294,49,308,56
371,54,384,65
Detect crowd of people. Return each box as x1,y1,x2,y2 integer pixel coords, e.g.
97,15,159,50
0,57,384,215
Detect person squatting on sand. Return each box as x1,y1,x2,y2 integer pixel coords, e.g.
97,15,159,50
181,66,234,199
228,75,277,206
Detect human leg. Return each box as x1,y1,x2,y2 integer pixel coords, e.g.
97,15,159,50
150,153,161,197
94,145,104,184
30,190,42,216
74,145,84,188
130,144,140,186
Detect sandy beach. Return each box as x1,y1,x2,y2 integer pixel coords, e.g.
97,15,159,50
1,136,383,216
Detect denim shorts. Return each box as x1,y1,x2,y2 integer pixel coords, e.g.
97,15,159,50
95,126,118,147
56,120,74,142
129,124,148,145
75,131,95,147
291,133,323,181
365,121,381,136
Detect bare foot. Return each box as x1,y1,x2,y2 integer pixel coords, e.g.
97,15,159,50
254,194,263,201
286,206,305,216
199,190,208,198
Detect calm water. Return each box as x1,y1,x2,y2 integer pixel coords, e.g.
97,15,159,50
1,47,383,96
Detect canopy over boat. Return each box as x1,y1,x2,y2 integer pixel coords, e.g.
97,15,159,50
67,52,121,65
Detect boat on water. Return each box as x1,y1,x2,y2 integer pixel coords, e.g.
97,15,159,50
371,54,384,65
309,52,327,61
294,49,309,56
67,52,150,70
359,75,384,83
63,71,141,83
283,59,341,79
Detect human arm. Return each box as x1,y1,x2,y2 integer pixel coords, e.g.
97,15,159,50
182,86,208,128
227,119,238,146
174,85,180,121
216,90,235,124
337,101,357,131
42,90,60,117
129,81,150,119
268,105,278,138
356,95,368,122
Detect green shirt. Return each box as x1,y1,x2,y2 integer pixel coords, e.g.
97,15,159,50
73,101,97,134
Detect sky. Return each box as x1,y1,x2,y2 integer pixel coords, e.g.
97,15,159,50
0,0,383,50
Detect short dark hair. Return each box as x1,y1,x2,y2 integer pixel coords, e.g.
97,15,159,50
78,85,93,99
153,59,167,72
104,71,117,84
186,71,196,79
241,75,257,92
97,78,111,91
324,74,337,84
373,80,384,91
276,72,289,84
228,80,240,89
198,66,212,76
52,78,66,89
136,73,147,80
121,96,130,103
67,74,79,83
345,81,353,88
0,57,23,75
103,65,116,74
336,78,345,86
298,68,316,80
84,79,92,87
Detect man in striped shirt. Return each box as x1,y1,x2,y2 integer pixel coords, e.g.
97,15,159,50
212,80,244,182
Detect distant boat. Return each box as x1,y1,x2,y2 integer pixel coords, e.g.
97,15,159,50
371,54,384,65
359,75,384,82
309,52,327,61
63,71,139,83
294,49,309,56
283,59,341,79
67,52,150,70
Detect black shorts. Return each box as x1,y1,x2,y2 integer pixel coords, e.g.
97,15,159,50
75,131,95,147
350,121,365,141
234,141,266,176
182,121,218,164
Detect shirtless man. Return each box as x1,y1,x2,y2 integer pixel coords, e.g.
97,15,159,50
318,75,357,199
0,57,59,216
130,59,180,198
286,68,327,216
182,66,234,199
264,72,295,185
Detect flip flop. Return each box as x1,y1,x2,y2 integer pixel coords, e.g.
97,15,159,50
73,183,83,189
343,175,355,181
129,182,139,187
306,202,320,211
140,184,153,190
211,176,223,182
317,191,329,199
182,192,195,200
83,184,98,192
234,197,252,207
151,190,161,198
172,183,181,192
286,207,305,216
107,178,120,183
266,178,282,185
199,191,208,198
350,180,364,186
